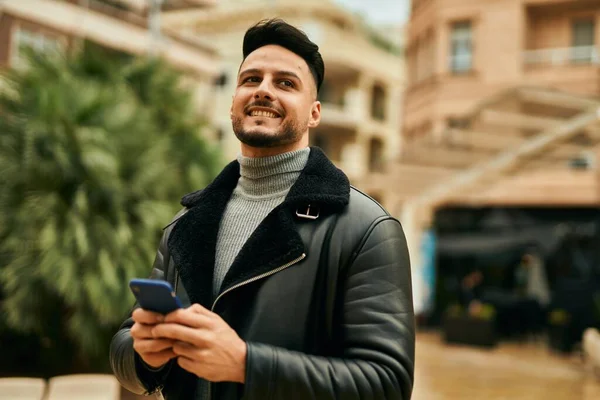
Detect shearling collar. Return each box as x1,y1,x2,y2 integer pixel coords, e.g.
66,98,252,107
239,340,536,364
167,147,350,310
180,146,349,210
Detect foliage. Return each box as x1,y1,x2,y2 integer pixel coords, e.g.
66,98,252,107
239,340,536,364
548,309,571,326
0,42,222,373
472,303,496,321
445,303,464,318
446,302,496,321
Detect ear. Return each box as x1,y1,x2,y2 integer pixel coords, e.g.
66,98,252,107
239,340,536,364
307,101,321,129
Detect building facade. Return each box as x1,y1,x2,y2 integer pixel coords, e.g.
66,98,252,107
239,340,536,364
162,0,406,183
394,0,600,212
356,0,600,214
0,0,221,121
384,0,600,316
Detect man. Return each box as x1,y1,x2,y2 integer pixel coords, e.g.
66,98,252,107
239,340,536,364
515,251,550,306
110,19,415,400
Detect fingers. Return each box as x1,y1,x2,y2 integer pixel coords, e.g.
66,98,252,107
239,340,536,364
172,340,204,359
132,333,177,370
164,307,215,329
189,303,213,316
151,323,199,343
152,323,212,346
130,322,155,339
132,308,164,324
133,338,175,354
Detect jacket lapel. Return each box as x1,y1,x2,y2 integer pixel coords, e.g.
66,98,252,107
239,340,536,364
167,161,239,309
218,205,305,298
167,147,351,308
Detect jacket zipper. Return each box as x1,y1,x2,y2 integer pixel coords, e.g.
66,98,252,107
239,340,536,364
207,252,307,400
174,267,179,293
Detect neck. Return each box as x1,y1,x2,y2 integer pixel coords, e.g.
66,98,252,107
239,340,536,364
240,137,309,158
236,147,310,198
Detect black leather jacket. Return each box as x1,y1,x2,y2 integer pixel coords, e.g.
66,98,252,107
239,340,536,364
110,148,415,399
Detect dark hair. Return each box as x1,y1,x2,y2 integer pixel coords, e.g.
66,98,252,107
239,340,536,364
242,19,325,94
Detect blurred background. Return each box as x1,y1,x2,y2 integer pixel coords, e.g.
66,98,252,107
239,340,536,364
0,0,600,399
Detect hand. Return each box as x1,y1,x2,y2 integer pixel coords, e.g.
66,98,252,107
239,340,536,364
131,308,176,369
151,304,247,383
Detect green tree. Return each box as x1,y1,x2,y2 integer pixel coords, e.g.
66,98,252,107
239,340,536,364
0,43,222,375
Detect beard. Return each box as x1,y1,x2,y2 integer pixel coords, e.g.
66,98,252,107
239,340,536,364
232,115,308,148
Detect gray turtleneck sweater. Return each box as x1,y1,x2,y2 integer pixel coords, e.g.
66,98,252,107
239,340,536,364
212,147,311,297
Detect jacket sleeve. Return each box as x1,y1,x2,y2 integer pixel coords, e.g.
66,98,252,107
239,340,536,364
243,217,415,400
109,225,175,395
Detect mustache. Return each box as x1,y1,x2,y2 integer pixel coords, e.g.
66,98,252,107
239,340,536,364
244,100,285,116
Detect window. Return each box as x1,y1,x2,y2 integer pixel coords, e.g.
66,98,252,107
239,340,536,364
371,84,386,121
571,20,596,63
573,20,595,47
215,128,225,143
368,138,385,172
214,72,228,87
11,26,61,68
449,21,472,74
447,117,469,130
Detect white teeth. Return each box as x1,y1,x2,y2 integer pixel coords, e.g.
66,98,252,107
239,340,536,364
250,110,278,118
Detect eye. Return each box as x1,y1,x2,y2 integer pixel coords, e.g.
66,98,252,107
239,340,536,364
279,80,294,88
242,76,260,84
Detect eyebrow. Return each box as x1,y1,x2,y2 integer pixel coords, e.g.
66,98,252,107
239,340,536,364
239,68,303,83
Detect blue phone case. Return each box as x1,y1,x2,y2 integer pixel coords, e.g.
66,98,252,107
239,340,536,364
129,278,183,314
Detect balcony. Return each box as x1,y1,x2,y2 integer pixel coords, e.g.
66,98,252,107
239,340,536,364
524,46,600,66
319,102,362,130
319,86,396,142
523,46,600,96
319,83,367,129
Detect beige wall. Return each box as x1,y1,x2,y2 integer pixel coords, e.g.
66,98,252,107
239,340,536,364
527,5,600,49
529,14,568,48
526,64,600,95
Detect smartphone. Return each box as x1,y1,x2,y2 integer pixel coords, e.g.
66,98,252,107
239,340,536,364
129,278,183,314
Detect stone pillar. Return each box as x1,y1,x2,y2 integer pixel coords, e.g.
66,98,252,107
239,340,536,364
386,83,404,161
341,133,369,180
357,73,374,125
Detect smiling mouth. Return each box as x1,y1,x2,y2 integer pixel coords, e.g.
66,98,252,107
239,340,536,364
246,108,281,118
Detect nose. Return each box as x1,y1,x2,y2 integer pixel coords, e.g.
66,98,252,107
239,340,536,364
253,79,276,101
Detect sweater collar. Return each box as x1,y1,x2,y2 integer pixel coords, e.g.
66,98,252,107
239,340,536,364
235,147,310,199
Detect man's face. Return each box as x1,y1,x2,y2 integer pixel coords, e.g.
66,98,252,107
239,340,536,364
230,44,321,149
